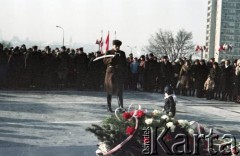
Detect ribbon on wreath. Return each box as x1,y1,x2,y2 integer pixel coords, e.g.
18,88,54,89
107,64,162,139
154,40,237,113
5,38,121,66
101,105,140,156
190,121,209,152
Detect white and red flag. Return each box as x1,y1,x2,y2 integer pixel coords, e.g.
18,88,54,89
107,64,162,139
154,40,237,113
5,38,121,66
105,32,110,52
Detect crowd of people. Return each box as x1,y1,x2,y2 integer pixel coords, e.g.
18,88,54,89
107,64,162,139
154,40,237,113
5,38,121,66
131,53,240,103
0,43,240,103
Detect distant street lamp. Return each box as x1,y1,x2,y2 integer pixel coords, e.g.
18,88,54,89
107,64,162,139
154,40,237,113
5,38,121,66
56,25,64,46
127,45,137,53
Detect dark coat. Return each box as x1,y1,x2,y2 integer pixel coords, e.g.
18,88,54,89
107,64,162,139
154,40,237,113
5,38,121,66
219,65,226,92
87,57,105,89
233,67,240,101
224,65,234,93
160,61,174,85
161,61,174,78
103,50,127,95
209,67,220,91
144,59,158,91
74,53,88,74
164,95,176,117
195,64,209,90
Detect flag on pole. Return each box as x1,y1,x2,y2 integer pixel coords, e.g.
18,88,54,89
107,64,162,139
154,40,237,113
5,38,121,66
195,45,200,52
105,32,110,52
99,37,103,53
96,37,104,53
218,44,225,52
96,39,99,44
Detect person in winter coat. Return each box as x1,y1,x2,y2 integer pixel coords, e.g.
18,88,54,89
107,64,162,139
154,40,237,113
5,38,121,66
196,60,209,98
179,60,192,96
204,75,215,100
209,62,220,99
160,56,174,92
163,85,176,117
223,60,234,101
233,59,240,103
144,53,158,92
130,57,139,90
103,40,127,112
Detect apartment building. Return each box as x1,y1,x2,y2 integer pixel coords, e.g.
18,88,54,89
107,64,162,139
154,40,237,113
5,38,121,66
206,0,240,62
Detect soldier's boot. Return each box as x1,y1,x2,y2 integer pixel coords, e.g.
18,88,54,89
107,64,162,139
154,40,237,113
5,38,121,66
107,95,113,113
117,93,126,112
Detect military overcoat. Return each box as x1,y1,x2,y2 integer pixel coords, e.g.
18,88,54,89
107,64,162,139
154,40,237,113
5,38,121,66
103,50,127,95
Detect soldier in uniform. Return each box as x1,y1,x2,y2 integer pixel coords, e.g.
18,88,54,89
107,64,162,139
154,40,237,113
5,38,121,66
103,40,127,112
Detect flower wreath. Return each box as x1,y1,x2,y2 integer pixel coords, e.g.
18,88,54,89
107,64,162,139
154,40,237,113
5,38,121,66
86,105,239,156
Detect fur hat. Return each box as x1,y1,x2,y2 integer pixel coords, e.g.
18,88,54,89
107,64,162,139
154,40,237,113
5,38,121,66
32,45,38,50
61,46,66,50
112,40,122,46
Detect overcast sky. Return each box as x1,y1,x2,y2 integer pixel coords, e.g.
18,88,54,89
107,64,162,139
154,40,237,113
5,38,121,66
0,0,208,54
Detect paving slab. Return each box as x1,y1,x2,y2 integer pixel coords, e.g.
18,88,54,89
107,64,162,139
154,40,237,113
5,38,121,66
0,91,239,155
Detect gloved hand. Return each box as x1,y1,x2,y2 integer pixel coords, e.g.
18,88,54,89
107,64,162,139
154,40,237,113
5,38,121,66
114,53,120,58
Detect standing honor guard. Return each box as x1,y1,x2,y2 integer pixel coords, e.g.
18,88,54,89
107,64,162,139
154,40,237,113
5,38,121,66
103,40,127,112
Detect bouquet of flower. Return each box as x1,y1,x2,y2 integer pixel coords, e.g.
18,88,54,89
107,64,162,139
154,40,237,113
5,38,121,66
86,105,239,156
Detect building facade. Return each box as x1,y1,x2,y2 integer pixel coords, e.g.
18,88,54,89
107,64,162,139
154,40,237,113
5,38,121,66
206,0,240,62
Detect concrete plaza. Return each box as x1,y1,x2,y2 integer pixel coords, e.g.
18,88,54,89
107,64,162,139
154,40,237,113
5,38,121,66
0,91,239,156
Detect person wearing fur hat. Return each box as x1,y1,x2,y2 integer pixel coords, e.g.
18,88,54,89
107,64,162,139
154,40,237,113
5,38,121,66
222,60,234,101
160,55,174,93
163,85,176,117
103,40,127,112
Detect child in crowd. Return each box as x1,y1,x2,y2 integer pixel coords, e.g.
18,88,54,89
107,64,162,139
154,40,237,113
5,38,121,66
204,75,215,100
163,85,176,117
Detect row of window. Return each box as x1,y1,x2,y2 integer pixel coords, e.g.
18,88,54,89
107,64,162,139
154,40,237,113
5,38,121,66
222,2,240,8
218,18,240,27
234,43,240,47
221,29,235,34
222,8,240,14
222,15,240,21
223,0,240,3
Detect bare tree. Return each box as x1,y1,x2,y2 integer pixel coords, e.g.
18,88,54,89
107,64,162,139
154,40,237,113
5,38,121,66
0,40,12,48
146,29,195,61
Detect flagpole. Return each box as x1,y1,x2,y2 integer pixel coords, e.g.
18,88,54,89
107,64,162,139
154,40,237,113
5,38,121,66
98,40,100,52
101,30,103,52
